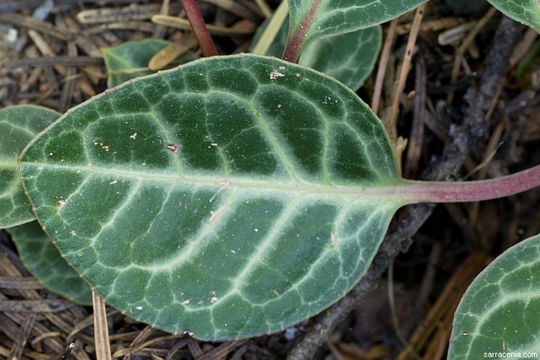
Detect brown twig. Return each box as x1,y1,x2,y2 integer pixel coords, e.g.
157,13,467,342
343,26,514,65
0,13,75,40
92,291,112,360
7,313,36,360
387,4,426,144
197,340,248,360
372,17,399,114
152,14,255,35
1,56,102,68
447,7,497,104
0,277,43,289
199,0,260,22
404,55,426,178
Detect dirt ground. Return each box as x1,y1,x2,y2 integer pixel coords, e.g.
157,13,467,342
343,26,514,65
1,0,539,359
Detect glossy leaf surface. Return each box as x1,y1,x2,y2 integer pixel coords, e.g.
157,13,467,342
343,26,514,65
8,221,93,305
102,39,197,88
487,0,540,33
252,16,382,90
448,234,540,359
20,54,405,340
286,0,427,58
0,105,59,228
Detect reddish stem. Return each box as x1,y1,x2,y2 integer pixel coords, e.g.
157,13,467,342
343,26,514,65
282,0,323,63
179,0,218,57
399,165,540,203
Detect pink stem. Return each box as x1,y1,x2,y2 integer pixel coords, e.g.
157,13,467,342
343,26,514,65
282,0,323,63
179,0,218,57
399,165,540,203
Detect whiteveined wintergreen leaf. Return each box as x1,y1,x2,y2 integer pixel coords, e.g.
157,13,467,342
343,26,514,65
20,54,408,340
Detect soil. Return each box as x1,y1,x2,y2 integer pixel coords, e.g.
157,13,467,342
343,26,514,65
1,1,539,359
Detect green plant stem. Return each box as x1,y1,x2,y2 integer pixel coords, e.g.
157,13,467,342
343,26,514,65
282,0,323,62
400,164,540,203
179,0,218,57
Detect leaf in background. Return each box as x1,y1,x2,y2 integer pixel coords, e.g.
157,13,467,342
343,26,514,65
448,233,540,359
8,221,93,305
285,0,427,61
299,26,381,91
0,105,59,228
102,39,198,88
487,0,540,33
20,54,407,340
252,16,382,90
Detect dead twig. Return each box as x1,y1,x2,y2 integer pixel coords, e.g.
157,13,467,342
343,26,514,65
1,56,103,68
447,7,497,104
387,4,426,144
404,55,427,178
93,291,112,360
152,14,256,36
371,17,399,114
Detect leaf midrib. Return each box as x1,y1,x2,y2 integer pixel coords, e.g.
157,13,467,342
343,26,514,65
21,162,410,201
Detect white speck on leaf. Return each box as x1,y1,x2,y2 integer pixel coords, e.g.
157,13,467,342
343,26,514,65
210,142,218,147
130,132,137,139
210,296,218,303
48,152,54,157
109,180,118,185
231,250,236,254
136,306,143,310
57,199,66,208
331,232,337,247
273,289,280,297
322,96,335,105
167,144,179,152
269,70,285,80
209,180,230,203
181,299,190,305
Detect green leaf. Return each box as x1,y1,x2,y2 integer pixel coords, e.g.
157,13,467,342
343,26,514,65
285,0,427,60
253,15,382,91
448,233,540,359
0,105,59,228
252,16,382,90
8,221,93,305
300,26,382,91
20,54,407,340
102,39,198,88
487,0,540,33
